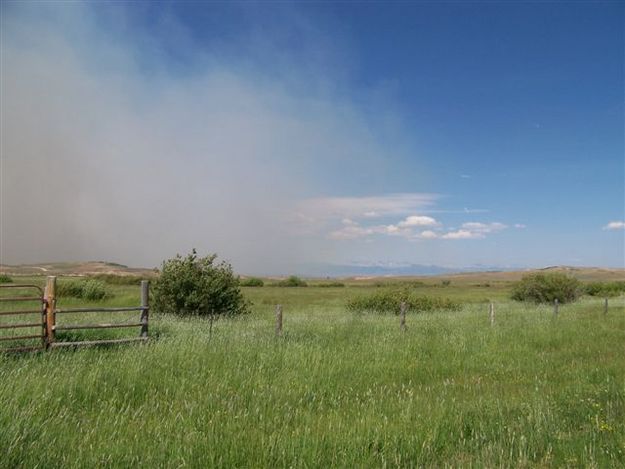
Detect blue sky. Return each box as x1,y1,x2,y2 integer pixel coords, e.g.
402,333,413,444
1,2,623,272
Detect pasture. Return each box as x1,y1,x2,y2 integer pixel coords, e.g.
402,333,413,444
1,276,624,467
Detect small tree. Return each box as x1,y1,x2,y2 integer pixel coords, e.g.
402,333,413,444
153,249,249,317
510,273,581,304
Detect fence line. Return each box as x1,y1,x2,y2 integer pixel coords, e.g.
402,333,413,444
2,279,618,351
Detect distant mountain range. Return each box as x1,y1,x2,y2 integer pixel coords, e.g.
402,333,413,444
299,262,522,278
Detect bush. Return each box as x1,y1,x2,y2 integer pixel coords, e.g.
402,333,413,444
153,249,249,317
317,281,345,288
273,276,308,287
91,274,144,286
240,277,264,287
0,274,13,284
56,280,84,298
510,273,581,304
57,279,109,300
584,281,625,297
441,280,451,287
81,280,108,300
346,290,461,314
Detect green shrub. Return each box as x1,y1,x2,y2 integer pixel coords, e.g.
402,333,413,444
510,273,581,304
273,276,308,287
346,290,461,314
153,249,249,317
240,277,264,287
317,281,345,288
441,280,451,287
584,281,625,297
91,274,144,286
57,279,109,300
0,274,13,284
57,280,87,298
81,280,108,300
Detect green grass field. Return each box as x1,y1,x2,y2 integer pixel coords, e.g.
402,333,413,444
1,277,624,467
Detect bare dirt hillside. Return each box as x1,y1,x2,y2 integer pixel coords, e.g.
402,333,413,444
347,266,624,284
0,261,157,277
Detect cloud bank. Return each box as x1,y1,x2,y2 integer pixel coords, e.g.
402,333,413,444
329,217,512,241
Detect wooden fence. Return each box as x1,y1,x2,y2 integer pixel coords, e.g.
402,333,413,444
0,276,149,353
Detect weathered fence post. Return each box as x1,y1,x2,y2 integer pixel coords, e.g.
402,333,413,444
44,276,56,348
489,302,495,326
603,297,608,315
553,298,559,317
140,280,149,338
275,304,283,337
400,301,407,332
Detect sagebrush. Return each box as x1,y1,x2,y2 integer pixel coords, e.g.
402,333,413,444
57,279,109,300
272,276,308,287
240,277,264,287
584,281,625,297
0,274,12,284
318,281,345,288
90,274,146,286
346,289,461,314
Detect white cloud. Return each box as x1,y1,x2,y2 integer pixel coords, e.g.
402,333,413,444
438,221,509,240
419,230,439,239
328,225,375,240
603,221,625,231
329,220,417,240
442,229,483,240
461,222,507,233
398,215,439,227
328,216,513,242
514,224,527,229
298,193,439,224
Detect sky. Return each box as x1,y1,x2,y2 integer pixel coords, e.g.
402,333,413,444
1,1,623,274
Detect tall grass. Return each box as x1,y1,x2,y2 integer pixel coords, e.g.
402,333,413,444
0,280,624,467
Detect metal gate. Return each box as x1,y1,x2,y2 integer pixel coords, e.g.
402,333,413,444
0,284,47,353
1,277,149,353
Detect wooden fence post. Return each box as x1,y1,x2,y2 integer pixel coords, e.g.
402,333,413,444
604,298,608,315
400,301,407,332
140,280,149,338
275,304,283,337
553,298,559,317
44,276,56,348
489,302,495,326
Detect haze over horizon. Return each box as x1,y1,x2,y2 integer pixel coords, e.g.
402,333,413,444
1,2,623,275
